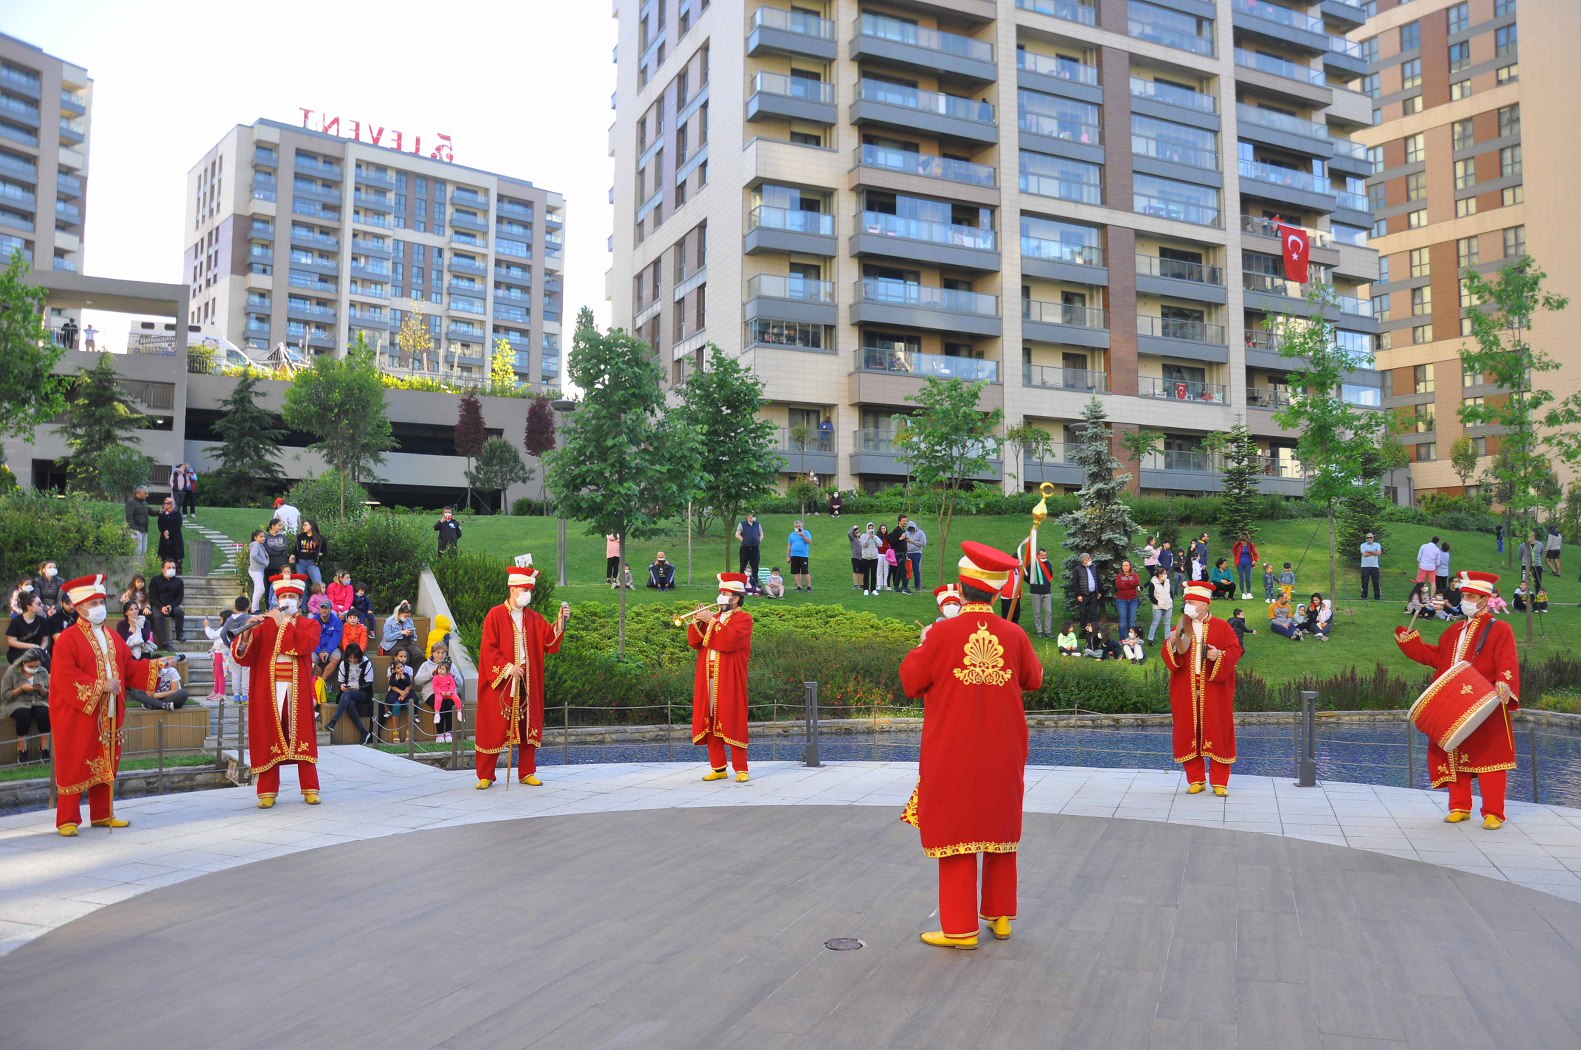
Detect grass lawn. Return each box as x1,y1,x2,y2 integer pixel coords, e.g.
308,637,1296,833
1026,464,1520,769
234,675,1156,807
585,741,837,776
182,505,1576,689
0,754,217,784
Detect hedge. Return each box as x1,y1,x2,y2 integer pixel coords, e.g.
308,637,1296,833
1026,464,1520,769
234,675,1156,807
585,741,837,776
0,492,135,587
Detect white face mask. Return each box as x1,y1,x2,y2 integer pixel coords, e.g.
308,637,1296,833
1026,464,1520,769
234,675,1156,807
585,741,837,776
43,567,56,578
85,604,107,626
1183,604,1203,621
278,598,298,615
716,593,733,607
20,584,32,593
516,591,533,608
941,604,961,618
163,568,176,578
1461,598,1481,616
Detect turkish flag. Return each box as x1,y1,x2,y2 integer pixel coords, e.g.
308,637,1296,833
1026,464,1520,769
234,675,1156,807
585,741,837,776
1276,223,1311,284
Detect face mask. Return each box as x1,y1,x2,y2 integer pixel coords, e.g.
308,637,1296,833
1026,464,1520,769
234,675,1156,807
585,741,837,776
163,568,176,578
278,598,298,615
43,567,56,578
717,593,733,607
23,665,39,678
1183,604,1202,621
516,591,533,608
941,605,961,619
1461,598,1481,616
85,605,107,626
20,584,32,593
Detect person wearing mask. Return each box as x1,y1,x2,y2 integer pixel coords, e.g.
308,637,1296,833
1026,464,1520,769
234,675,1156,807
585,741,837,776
6,593,50,663
1404,581,1433,616
889,515,911,594
1,648,50,763
381,602,422,664
735,512,765,582
1359,532,1383,601
324,642,376,744
647,551,676,590
125,485,150,557
1114,559,1142,639
848,525,865,591
906,521,927,590
690,572,756,784
1157,540,1179,598
311,604,344,682
932,583,963,623
156,496,184,575
828,490,844,518
475,563,568,788
290,519,327,587
858,523,882,596
262,519,292,606
148,560,186,647
8,577,34,617
32,561,62,617
1147,566,1174,645
787,521,813,592
246,529,269,614
1230,532,1259,601
233,573,323,807
273,497,301,535
434,506,463,556
1163,581,1245,796
1209,558,1237,600
325,569,354,614
1071,551,1103,628
116,605,158,660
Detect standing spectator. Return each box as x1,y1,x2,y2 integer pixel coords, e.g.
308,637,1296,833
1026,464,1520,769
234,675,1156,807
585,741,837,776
1190,544,1208,584
1071,551,1103,628
291,518,327,586
156,496,184,574
82,322,97,351
1027,547,1055,639
128,656,189,710
6,594,50,663
1277,562,1298,603
787,519,814,592
1263,562,1278,603
148,560,186,646
1,649,49,762
184,466,199,518
246,529,269,613
326,569,354,614
1415,535,1443,587
1157,540,1179,597
125,484,151,557
1195,532,1211,569
1147,566,1174,644
203,598,251,704
324,642,375,744
1359,532,1383,601
1114,559,1141,639
848,525,865,590
1518,531,1544,592
1142,536,1160,572
1227,608,1255,647
828,490,844,518
116,605,158,660
433,506,462,556
382,649,415,743
889,515,912,593
883,528,903,594
272,497,301,534
169,464,193,517
381,601,422,663
604,533,621,584
906,521,926,591
59,317,77,349
262,519,291,607
647,551,676,590
1546,523,1563,577
858,522,881,595
1230,532,1259,600
1495,522,1505,555
819,417,834,451
735,511,764,581
32,560,62,617
1435,541,1453,597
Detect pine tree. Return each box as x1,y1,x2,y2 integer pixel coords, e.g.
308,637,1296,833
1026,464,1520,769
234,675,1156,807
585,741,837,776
1205,419,1261,540
61,354,148,497
205,372,286,504
454,392,486,512
1057,397,1140,612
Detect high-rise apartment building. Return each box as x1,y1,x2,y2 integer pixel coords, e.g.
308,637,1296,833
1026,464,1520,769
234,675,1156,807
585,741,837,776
1359,0,1576,500
185,120,565,387
0,33,90,280
607,0,1382,494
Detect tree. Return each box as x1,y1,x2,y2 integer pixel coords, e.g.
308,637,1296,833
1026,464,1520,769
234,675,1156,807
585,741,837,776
546,309,700,655
205,372,286,504
1271,285,1396,600
678,345,781,571
396,301,432,372
96,445,155,506
454,391,487,512
1449,435,1480,490
1204,419,1262,540
1004,421,1057,487
0,251,67,445
488,335,518,397
467,436,532,513
895,377,1004,584
60,354,148,497
1057,398,1141,613
523,394,557,516
281,335,395,520
1117,428,1163,473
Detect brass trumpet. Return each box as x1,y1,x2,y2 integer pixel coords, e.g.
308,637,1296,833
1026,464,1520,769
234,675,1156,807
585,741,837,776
671,604,715,627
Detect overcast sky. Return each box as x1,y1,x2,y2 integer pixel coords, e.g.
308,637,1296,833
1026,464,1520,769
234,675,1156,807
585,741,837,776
3,0,617,332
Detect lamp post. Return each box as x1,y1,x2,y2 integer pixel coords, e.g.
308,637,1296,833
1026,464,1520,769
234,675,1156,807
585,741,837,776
551,398,577,587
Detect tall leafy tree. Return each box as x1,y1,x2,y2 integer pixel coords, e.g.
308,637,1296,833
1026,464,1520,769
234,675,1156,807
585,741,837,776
396,302,433,372
1271,285,1395,599
281,334,395,519
523,394,557,515
546,309,700,654
454,391,487,512
488,335,518,396
467,436,532,514
205,372,286,504
678,345,781,570
1448,435,1480,490
1057,397,1141,613
895,377,1004,584
60,354,148,496
0,252,66,445
1204,419,1262,540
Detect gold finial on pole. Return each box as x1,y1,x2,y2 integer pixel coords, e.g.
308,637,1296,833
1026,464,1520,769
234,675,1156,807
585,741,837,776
1009,483,1057,622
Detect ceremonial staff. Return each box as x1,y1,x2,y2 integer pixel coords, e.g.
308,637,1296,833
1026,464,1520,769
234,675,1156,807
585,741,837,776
1007,483,1056,622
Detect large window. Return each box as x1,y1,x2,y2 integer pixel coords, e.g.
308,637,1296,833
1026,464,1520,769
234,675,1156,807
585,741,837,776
1454,158,1476,189
1019,151,1103,205
1131,114,1217,170
1453,119,1474,150
1406,172,1427,201
1501,144,1523,178
1399,21,1420,50
1128,0,1213,55
1336,330,1375,368
1404,134,1425,163
1449,41,1471,73
1496,25,1518,58
1133,173,1220,227
1020,215,1103,265
1400,59,1422,90
1498,104,1520,137
1447,2,1469,33
1409,248,1430,278
1411,286,1432,316
1414,364,1435,394
1458,237,1480,268
1504,225,1525,257
1017,90,1101,143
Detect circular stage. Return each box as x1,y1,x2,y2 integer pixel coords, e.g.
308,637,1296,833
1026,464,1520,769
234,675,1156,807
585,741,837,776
4,806,1581,1049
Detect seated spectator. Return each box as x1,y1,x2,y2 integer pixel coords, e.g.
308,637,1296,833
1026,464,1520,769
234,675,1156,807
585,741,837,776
326,569,354,615
1434,580,1465,621
611,563,636,590
9,576,36,617
381,602,422,662
647,552,676,590
1403,581,1433,616
1227,608,1255,647
341,609,369,655
1083,628,1120,660
351,585,373,624
325,642,375,744
1296,594,1325,633
1121,629,1146,664
119,573,148,614
1487,587,1509,615
1306,596,1334,640
431,659,463,742
117,605,159,660
312,604,344,680
382,648,414,743
6,593,51,664
425,614,452,660
305,581,332,617
128,656,189,710
1535,589,1551,613
1512,584,1529,612
828,490,844,517
1268,594,1304,641
33,560,62,617
1209,558,1236,599
1057,623,1080,657
148,560,186,646
0,648,50,762
45,593,77,645
415,642,464,737
764,567,786,599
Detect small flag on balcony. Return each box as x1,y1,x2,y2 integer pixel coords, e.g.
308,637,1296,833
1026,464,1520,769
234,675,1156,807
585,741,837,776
1276,222,1311,283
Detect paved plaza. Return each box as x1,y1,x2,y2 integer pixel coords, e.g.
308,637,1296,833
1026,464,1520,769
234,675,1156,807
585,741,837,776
4,752,1581,1046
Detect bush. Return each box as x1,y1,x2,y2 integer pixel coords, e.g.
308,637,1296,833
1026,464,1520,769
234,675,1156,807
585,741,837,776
512,497,551,516
329,511,429,610
433,552,556,655
0,492,135,587
286,470,370,527
93,446,154,504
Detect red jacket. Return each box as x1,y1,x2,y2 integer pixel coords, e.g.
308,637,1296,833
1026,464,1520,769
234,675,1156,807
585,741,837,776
690,608,754,747
1396,613,1519,787
1161,613,1243,765
1115,571,1141,601
1231,539,1259,568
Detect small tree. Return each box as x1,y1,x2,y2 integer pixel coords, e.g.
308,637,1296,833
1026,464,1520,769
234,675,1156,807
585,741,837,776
97,445,155,505
1117,428,1163,473
467,436,532,514
1004,420,1057,488
1204,420,1262,540
0,251,67,443
454,391,487,512
1448,435,1480,490
205,372,286,504
1057,397,1141,613
396,301,433,372
60,354,148,496
281,334,395,520
895,377,1004,584
523,394,557,516
488,336,518,396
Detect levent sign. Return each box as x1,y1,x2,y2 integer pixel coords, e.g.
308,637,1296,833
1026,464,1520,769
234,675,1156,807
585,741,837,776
298,108,454,163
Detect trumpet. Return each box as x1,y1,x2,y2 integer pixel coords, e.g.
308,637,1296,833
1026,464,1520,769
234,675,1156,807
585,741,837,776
671,604,715,627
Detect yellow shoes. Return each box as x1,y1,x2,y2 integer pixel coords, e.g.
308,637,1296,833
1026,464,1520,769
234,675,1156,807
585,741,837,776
736,771,750,783
702,769,729,782
1444,810,1471,824
1213,786,1229,798
1484,815,1505,830
303,791,321,805
1187,782,1206,795
58,823,78,837
920,930,979,950
475,779,494,790
257,795,276,809
90,817,131,828
522,775,543,787
989,916,1013,941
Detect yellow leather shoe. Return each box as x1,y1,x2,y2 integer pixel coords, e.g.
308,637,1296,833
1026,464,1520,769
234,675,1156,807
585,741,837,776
1187,782,1206,794
257,795,276,809
702,769,729,782
1483,815,1505,830
58,823,79,837
303,791,321,805
1444,810,1471,823
475,779,493,790
989,916,1013,941
1213,786,1229,798
90,817,131,828
522,775,542,786
736,771,750,783
920,930,978,950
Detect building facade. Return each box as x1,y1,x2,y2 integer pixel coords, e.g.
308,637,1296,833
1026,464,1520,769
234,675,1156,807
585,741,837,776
1359,0,1576,500
184,120,566,388
606,0,1382,494
0,33,90,288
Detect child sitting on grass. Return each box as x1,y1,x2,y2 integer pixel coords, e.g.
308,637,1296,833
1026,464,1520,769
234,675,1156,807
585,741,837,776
1487,588,1509,615
764,567,786,599
1120,628,1146,664
1057,623,1080,657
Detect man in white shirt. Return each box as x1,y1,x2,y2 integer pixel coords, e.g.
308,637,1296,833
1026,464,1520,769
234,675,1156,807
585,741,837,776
274,499,301,534
1415,535,1442,586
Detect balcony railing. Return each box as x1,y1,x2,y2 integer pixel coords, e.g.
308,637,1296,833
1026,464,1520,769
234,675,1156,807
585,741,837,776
1131,135,1219,170
1237,103,1326,140
1334,189,1367,211
1332,137,1368,161
1145,449,1217,472
750,6,835,39
1021,235,1104,268
1241,214,1330,247
746,319,829,350
1018,110,1100,144
857,210,996,251
1337,294,1373,317
1018,51,1099,86
1244,272,1305,299
1015,0,1098,27
1020,171,1102,205
775,426,835,454
1139,376,1228,404
856,347,999,382
1134,193,1222,228
1327,35,1365,60
1023,300,1107,329
1246,386,1292,410
1130,77,1217,114
753,71,834,104
751,205,835,236
855,79,994,124
856,13,992,63
1239,159,1330,195
1137,254,1224,285
1232,0,1322,33
1234,48,1325,85
747,274,836,303
856,279,998,316
1131,18,1215,56
1024,364,1108,393
1137,315,1227,344
855,144,996,187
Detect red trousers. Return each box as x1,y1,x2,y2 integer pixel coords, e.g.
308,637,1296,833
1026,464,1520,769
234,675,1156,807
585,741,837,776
257,761,320,797
704,734,747,773
1448,770,1507,820
939,852,1017,938
1183,756,1231,789
477,743,537,782
56,783,114,829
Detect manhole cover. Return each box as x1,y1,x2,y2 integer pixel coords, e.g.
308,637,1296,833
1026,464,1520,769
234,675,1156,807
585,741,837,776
824,938,865,951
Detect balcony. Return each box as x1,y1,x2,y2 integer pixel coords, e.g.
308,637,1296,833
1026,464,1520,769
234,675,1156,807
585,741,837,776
1020,171,1102,206
850,79,997,145
1134,192,1221,228
452,189,488,209
1136,254,1227,303
1236,103,1330,157
452,228,487,248
1015,0,1098,26
288,274,336,293
1017,109,1103,160
1022,300,1110,349
287,253,338,275
494,264,532,286
54,200,82,225
852,144,996,192
286,301,337,322
1237,159,1334,212
1329,136,1371,178
745,205,837,256
850,210,1000,272
1130,77,1218,119
290,227,339,251
744,274,838,327
352,210,391,228
451,210,487,232
850,429,1001,481
1018,51,1102,107
856,346,998,383
1233,48,1328,104
59,89,86,114
499,199,535,222
351,259,391,280
1137,315,1229,362
1231,0,1328,54
850,13,996,83
747,7,837,61
1320,0,1366,29
0,153,36,182
58,119,86,145
1243,271,1316,316
774,426,838,478
254,146,278,168
447,322,485,341
353,190,393,212
0,124,39,148
748,71,837,125
1246,386,1292,411
1021,236,1107,285
355,167,396,189
1024,364,1108,394
0,184,35,211
851,279,1001,337
1139,376,1229,405
1130,16,1215,57
449,279,487,297
294,155,342,180
351,236,390,258
1131,134,1219,172
1323,34,1368,78
451,255,487,276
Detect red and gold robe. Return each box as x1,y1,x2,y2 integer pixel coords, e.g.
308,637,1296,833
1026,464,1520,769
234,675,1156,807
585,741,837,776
689,608,753,748
1396,612,1519,787
233,614,322,776
1161,613,1243,765
49,620,160,798
477,602,563,754
899,603,1042,857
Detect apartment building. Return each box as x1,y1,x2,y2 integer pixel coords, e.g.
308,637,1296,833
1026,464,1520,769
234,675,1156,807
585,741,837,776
1359,0,1577,499
185,120,566,388
0,33,90,285
606,0,1383,494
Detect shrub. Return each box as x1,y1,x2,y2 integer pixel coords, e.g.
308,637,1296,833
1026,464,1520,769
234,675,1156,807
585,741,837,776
94,446,155,505
512,497,551,516
433,551,556,655
0,492,135,586
286,470,370,527
330,511,429,610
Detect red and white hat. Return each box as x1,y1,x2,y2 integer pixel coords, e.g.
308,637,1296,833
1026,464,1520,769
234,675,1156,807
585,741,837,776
934,583,963,611
1182,581,1215,605
958,541,1020,591
270,573,309,598
63,574,107,604
508,565,540,590
717,572,750,595
1458,570,1499,597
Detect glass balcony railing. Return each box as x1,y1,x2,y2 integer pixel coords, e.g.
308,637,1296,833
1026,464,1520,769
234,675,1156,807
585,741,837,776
747,274,836,303
1337,294,1373,317
1246,386,1293,410
1240,214,1331,247
856,13,993,63
1024,364,1108,393
856,347,999,382
1134,193,1222,228
1018,51,1099,85
775,426,835,454
1137,315,1227,344
857,210,996,251
1015,0,1098,27
1144,449,1219,472
1130,18,1215,56
1020,171,1103,205
855,429,903,455
750,205,835,236
1139,377,1229,405
1334,189,1368,211
1243,271,1306,298
1023,300,1108,329
855,79,994,124
750,6,835,39
753,71,833,104
1327,35,1365,60
1131,135,1219,170
1137,254,1225,285
1018,110,1101,144
1021,235,1104,268
1332,137,1368,161
1234,48,1325,85
1130,77,1217,114
1232,0,1323,33
1237,104,1326,140
856,279,998,316
1239,159,1330,195
855,144,996,187
0,125,39,148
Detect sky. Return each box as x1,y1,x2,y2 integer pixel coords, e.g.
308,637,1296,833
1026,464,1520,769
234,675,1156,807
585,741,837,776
3,0,618,333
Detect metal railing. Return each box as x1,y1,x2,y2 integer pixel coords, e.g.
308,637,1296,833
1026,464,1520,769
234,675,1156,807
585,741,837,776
1024,364,1107,392
753,71,833,103
1139,376,1228,404
1234,48,1325,85
1239,159,1330,194
1131,17,1215,56
857,210,996,251
854,144,996,187
856,279,998,316
1020,50,1099,85
1023,299,1107,329
1020,235,1103,267
1015,0,1098,26
856,12,993,63
748,273,835,304
855,78,994,123
1137,254,1224,285
1233,0,1323,33
1137,314,1228,344
855,347,999,382
750,205,834,236
750,6,834,38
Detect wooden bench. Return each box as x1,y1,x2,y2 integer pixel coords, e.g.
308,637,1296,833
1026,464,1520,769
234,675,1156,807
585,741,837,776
0,704,209,765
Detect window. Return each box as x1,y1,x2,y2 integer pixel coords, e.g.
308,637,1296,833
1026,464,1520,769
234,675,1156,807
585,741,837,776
1447,2,1469,33
1452,119,1474,150
1498,105,1520,138
1502,184,1524,206
1454,158,1476,189
1376,292,1392,321
1412,324,1434,345
1501,144,1523,178
1359,36,1378,64
1406,172,1427,201
1458,236,1480,268
1456,197,1477,217
1378,256,1391,284
1497,64,1518,85
1367,146,1384,174
1451,79,1473,100
1461,316,1475,336
1412,286,1432,316
1418,443,1437,462
1399,21,1420,50
1496,25,1518,57
1409,209,1429,228
1409,248,1430,278
1464,396,1486,412
1362,73,1381,100
1402,95,1422,115
1495,0,1515,14
1368,183,1387,211
1504,225,1525,256
1414,364,1435,394
1400,58,1422,90
1460,281,1480,308
1373,218,1389,239
1404,134,1425,163
1409,406,1435,434
1448,41,1471,73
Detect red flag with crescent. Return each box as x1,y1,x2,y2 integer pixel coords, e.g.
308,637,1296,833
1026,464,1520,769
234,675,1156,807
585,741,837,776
1276,222,1311,283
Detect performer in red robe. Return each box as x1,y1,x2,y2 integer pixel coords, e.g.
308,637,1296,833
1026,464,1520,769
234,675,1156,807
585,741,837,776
233,573,322,808
48,574,161,835
1161,580,1244,796
1396,570,1520,828
901,542,1042,949
690,571,754,781
476,562,566,788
